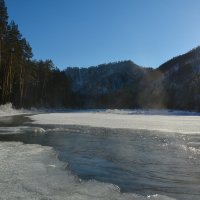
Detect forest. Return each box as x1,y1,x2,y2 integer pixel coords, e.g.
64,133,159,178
0,0,72,108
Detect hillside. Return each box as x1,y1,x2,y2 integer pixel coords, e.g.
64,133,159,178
65,47,200,110
157,47,200,110
65,61,151,108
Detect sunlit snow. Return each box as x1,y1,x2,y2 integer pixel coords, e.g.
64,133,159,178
30,111,200,134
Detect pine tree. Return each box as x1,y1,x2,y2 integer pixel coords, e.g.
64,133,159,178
0,0,8,98
18,38,33,106
0,0,72,108
1,21,22,102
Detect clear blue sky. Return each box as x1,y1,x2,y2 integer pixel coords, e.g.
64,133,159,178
5,0,200,69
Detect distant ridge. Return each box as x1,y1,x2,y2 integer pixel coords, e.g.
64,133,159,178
65,60,150,95
65,47,200,111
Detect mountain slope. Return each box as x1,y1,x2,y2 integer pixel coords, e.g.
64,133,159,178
66,60,151,95
65,47,200,110
157,47,200,110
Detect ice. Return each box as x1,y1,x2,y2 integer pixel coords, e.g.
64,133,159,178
0,126,46,135
0,142,176,200
30,111,200,134
105,109,200,115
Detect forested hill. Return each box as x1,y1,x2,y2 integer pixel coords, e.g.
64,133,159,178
65,47,200,111
0,0,72,108
65,61,151,95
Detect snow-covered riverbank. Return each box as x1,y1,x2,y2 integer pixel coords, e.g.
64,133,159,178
1,103,200,134
30,111,200,134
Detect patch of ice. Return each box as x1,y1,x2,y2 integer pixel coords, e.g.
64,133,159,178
188,147,200,154
45,127,81,133
0,142,176,200
33,127,46,134
179,144,188,151
0,126,46,135
105,109,200,116
29,112,200,134
147,194,175,200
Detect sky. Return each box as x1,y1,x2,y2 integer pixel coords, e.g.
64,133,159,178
5,0,200,69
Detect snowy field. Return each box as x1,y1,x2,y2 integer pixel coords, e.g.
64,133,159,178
30,111,200,134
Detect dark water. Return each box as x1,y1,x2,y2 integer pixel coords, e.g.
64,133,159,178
0,115,200,200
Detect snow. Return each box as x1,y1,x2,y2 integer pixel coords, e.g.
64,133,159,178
1,103,199,134
0,103,27,117
0,142,175,200
30,111,200,134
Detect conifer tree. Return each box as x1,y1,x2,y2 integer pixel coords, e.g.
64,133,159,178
2,21,22,102
0,0,8,99
0,0,8,66
0,0,72,108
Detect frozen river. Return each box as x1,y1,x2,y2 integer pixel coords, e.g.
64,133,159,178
0,113,200,200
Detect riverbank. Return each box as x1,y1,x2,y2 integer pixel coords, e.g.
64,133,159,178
29,111,200,134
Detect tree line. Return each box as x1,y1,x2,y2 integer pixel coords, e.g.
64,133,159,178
0,0,72,108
